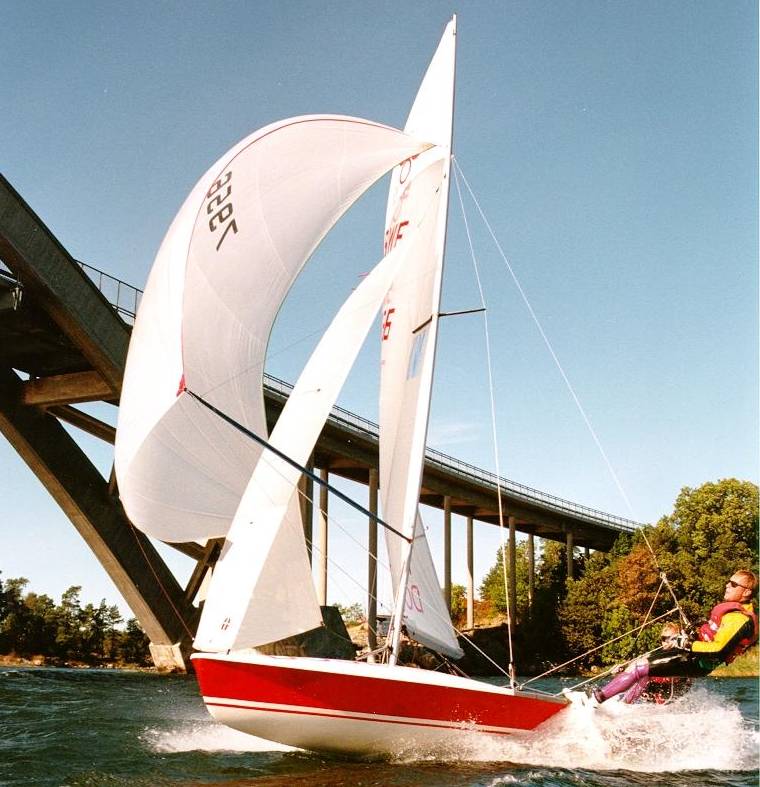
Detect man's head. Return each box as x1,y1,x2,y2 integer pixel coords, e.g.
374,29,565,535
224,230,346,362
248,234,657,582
723,570,758,604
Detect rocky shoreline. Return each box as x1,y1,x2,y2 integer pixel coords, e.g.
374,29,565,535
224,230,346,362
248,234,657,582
0,653,154,671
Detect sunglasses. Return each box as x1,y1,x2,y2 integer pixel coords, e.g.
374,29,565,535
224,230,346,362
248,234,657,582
728,580,749,590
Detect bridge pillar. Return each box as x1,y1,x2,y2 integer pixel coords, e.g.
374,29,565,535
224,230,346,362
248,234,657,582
508,515,517,622
298,458,314,565
317,466,329,605
527,532,535,617
566,528,575,580
443,495,452,611
367,468,378,652
466,514,474,629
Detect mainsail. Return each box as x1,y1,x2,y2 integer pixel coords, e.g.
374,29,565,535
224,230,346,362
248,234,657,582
379,19,463,659
115,117,428,544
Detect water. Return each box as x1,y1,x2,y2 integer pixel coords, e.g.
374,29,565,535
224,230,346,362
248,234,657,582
0,667,757,786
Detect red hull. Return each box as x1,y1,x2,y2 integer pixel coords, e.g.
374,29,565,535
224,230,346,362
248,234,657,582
193,652,566,756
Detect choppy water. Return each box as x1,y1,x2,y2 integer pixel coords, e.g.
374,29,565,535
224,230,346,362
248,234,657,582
0,667,757,786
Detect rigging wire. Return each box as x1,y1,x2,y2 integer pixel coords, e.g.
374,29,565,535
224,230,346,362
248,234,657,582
185,389,411,545
452,161,516,687
452,157,636,521
451,156,693,642
124,518,197,641
243,439,514,678
520,606,680,692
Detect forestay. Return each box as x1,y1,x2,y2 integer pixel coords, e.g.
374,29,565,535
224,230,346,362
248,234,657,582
115,117,428,543
379,19,462,659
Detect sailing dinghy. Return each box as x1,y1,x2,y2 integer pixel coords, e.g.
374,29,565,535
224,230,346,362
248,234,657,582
115,16,567,757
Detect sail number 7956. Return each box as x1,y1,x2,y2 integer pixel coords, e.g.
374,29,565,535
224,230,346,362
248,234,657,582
206,171,238,251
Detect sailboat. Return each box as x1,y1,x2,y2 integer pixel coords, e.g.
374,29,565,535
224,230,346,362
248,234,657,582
114,17,568,756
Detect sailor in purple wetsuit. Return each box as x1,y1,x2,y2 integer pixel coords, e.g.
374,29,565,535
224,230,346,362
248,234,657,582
593,570,758,704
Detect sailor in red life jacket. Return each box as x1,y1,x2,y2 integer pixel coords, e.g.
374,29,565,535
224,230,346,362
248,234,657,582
592,569,758,704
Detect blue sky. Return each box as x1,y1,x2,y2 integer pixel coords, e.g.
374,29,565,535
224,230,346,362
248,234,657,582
1,1,757,620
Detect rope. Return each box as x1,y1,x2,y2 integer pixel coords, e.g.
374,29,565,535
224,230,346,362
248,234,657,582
452,157,636,520
452,161,516,688
186,389,411,544
451,157,695,668
638,529,692,630
125,519,196,641
630,575,666,650
519,606,678,692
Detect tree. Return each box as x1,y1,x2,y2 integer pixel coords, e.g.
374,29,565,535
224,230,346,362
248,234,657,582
658,479,758,620
559,551,616,668
335,602,364,626
55,586,83,658
560,479,758,667
119,618,151,665
0,577,30,653
480,479,758,672
22,592,57,655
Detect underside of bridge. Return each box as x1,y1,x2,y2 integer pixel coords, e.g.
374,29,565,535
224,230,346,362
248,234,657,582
0,172,638,671
0,174,199,670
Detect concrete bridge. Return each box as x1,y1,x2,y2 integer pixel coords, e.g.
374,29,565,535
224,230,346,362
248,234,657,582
0,173,640,669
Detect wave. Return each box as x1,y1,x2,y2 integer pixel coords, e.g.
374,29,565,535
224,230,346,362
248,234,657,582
391,687,759,772
141,721,296,754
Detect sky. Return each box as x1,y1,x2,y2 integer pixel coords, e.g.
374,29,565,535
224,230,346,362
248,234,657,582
1,1,757,624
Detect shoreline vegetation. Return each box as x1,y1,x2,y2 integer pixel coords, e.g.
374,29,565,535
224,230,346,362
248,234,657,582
2,479,757,677
0,652,156,671
1,644,756,678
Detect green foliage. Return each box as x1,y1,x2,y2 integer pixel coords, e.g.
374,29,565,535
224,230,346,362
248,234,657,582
560,552,615,667
711,645,759,677
335,602,365,626
561,478,759,668
479,546,508,614
480,479,759,672
0,573,149,665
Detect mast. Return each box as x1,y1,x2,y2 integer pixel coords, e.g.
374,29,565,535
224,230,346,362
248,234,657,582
383,16,457,666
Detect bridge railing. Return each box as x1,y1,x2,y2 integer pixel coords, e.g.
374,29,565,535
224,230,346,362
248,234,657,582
80,261,639,534
77,261,141,324
264,373,639,533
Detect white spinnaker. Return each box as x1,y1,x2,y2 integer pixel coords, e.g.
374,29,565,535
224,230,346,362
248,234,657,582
380,19,462,659
115,116,428,543
195,241,412,651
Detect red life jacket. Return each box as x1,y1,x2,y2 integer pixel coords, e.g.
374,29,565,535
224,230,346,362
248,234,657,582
698,602,758,663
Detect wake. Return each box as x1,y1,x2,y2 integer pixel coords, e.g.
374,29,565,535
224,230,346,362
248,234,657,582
398,687,759,772
141,687,757,772
143,722,295,754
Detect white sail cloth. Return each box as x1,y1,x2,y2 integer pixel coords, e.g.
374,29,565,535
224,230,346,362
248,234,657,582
380,19,463,659
115,116,428,543
194,239,413,651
